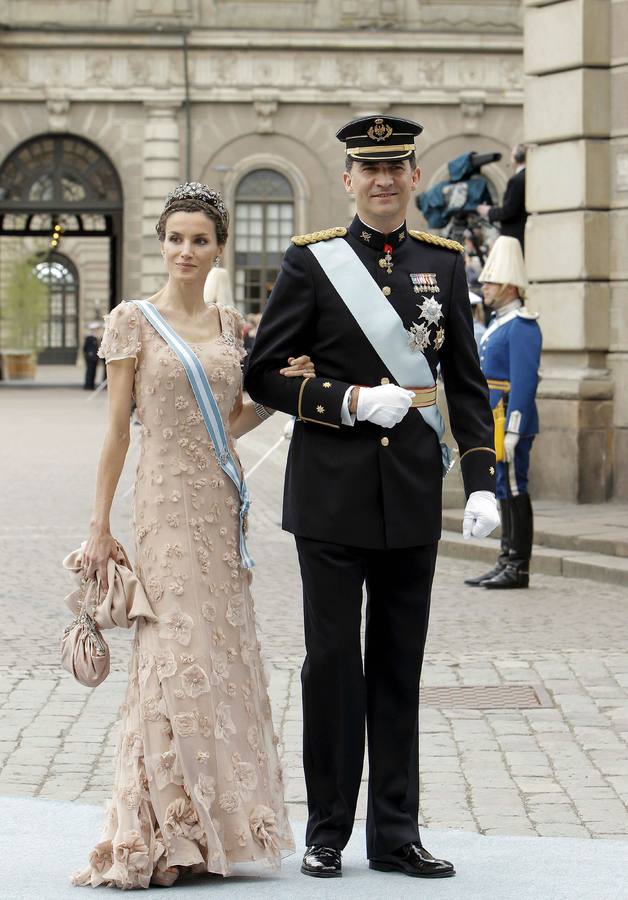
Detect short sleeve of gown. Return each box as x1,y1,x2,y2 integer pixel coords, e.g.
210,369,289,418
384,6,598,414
221,305,247,362
99,301,141,366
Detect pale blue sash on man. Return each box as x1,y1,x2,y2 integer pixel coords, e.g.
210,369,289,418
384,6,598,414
308,239,453,474
134,300,254,569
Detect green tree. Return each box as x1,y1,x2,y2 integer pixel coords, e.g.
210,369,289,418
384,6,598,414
3,252,49,351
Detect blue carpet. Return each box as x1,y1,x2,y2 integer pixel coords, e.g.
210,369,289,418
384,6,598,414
1,797,627,899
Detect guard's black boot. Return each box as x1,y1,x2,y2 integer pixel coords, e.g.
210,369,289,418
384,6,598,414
464,498,511,586
483,494,532,590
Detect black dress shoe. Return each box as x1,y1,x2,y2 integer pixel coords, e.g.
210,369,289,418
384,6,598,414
482,562,529,589
301,846,342,878
464,562,506,586
369,842,455,878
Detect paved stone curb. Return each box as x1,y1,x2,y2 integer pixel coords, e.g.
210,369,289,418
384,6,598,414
440,531,628,587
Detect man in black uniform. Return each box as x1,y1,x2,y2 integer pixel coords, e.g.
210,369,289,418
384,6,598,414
477,143,527,251
245,115,500,880
83,322,101,390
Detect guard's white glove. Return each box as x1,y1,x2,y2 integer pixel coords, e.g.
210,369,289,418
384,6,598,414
463,490,500,540
356,384,415,429
283,418,295,440
504,431,519,464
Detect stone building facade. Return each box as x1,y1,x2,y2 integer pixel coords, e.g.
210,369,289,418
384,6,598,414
3,1,623,501
523,0,628,501
0,1,523,337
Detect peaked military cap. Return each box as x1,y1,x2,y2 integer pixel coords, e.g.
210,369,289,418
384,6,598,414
336,114,423,161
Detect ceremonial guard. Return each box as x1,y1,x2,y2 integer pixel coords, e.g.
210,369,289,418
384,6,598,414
245,116,500,880
465,236,542,590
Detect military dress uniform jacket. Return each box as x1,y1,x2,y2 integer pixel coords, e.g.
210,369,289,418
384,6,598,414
244,216,496,549
479,306,542,437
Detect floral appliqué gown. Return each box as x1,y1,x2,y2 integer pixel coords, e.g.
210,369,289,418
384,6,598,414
73,301,294,889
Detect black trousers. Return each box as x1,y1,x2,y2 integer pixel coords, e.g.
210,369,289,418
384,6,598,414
84,357,98,389
295,536,438,858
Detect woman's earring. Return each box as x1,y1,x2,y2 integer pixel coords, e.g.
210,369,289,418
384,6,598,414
214,256,221,268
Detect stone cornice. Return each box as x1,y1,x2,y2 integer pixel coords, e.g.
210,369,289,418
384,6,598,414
0,28,522,54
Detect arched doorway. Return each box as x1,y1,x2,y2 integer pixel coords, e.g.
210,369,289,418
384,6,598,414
33,252,79,362
0,133,123,363
234,169,294,313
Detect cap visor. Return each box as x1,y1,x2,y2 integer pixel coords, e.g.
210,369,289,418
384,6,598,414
348,149,414,161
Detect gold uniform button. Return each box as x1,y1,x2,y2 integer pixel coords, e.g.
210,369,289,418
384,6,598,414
382,286,391,297
380,437,389,447
380,377,390,385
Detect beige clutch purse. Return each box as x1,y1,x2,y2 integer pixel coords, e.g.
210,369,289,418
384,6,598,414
61,578,110,688
61,541,157,688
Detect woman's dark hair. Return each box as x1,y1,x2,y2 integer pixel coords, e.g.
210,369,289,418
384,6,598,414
156,198,228,246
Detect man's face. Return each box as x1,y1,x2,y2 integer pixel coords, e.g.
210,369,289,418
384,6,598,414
482,282,500,307
482,281,517,308
343,159,420,226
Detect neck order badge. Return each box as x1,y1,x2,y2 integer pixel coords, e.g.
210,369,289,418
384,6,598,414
134,300,254,570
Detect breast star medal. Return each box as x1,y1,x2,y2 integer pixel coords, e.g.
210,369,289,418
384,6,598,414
379,242,393,275
408,321,431,352
417,296,443,327
410,273,440,294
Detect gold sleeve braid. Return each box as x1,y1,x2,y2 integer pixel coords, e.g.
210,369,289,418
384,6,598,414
409,230,465,254
291,227,348,246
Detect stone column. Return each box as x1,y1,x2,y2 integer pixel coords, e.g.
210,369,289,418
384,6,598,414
523,0,618,501
608,0,628,499
141,102,182,297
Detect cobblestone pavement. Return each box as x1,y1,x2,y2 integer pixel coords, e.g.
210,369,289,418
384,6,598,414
1,388,628,842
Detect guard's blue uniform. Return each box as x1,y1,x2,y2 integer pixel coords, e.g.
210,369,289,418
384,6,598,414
479,305,542,500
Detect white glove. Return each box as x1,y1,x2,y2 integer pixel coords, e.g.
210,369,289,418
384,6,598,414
283,418,295,440
463,490,500,540
504,431,519,463
356,385,415,429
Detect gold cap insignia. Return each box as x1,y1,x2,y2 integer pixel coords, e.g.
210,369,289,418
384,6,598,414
367,118,393,143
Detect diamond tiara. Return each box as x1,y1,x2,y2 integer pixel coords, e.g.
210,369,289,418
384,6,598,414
163,182,229,226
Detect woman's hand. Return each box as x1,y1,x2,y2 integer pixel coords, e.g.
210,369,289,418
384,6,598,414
83,531,118,592
279,355,316,378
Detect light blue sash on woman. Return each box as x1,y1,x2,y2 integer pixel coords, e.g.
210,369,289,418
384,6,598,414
134,300,254,569
308,238,453,474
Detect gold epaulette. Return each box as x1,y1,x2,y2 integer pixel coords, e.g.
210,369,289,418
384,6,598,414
409,230,465,254
291,227,348,247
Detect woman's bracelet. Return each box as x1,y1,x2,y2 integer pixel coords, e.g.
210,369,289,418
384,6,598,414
253,401,275,421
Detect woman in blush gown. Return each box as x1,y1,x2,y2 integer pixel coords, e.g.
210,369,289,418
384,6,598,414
72,183,311,889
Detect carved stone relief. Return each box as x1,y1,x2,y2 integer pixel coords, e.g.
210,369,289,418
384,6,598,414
339,0,403,28
46,97,71,132
459,91,486,136
1,47,523,99
254,98,279,134
133,0,193,17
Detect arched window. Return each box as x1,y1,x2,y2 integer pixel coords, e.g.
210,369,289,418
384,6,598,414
33,253,79,362
234,169,294,312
